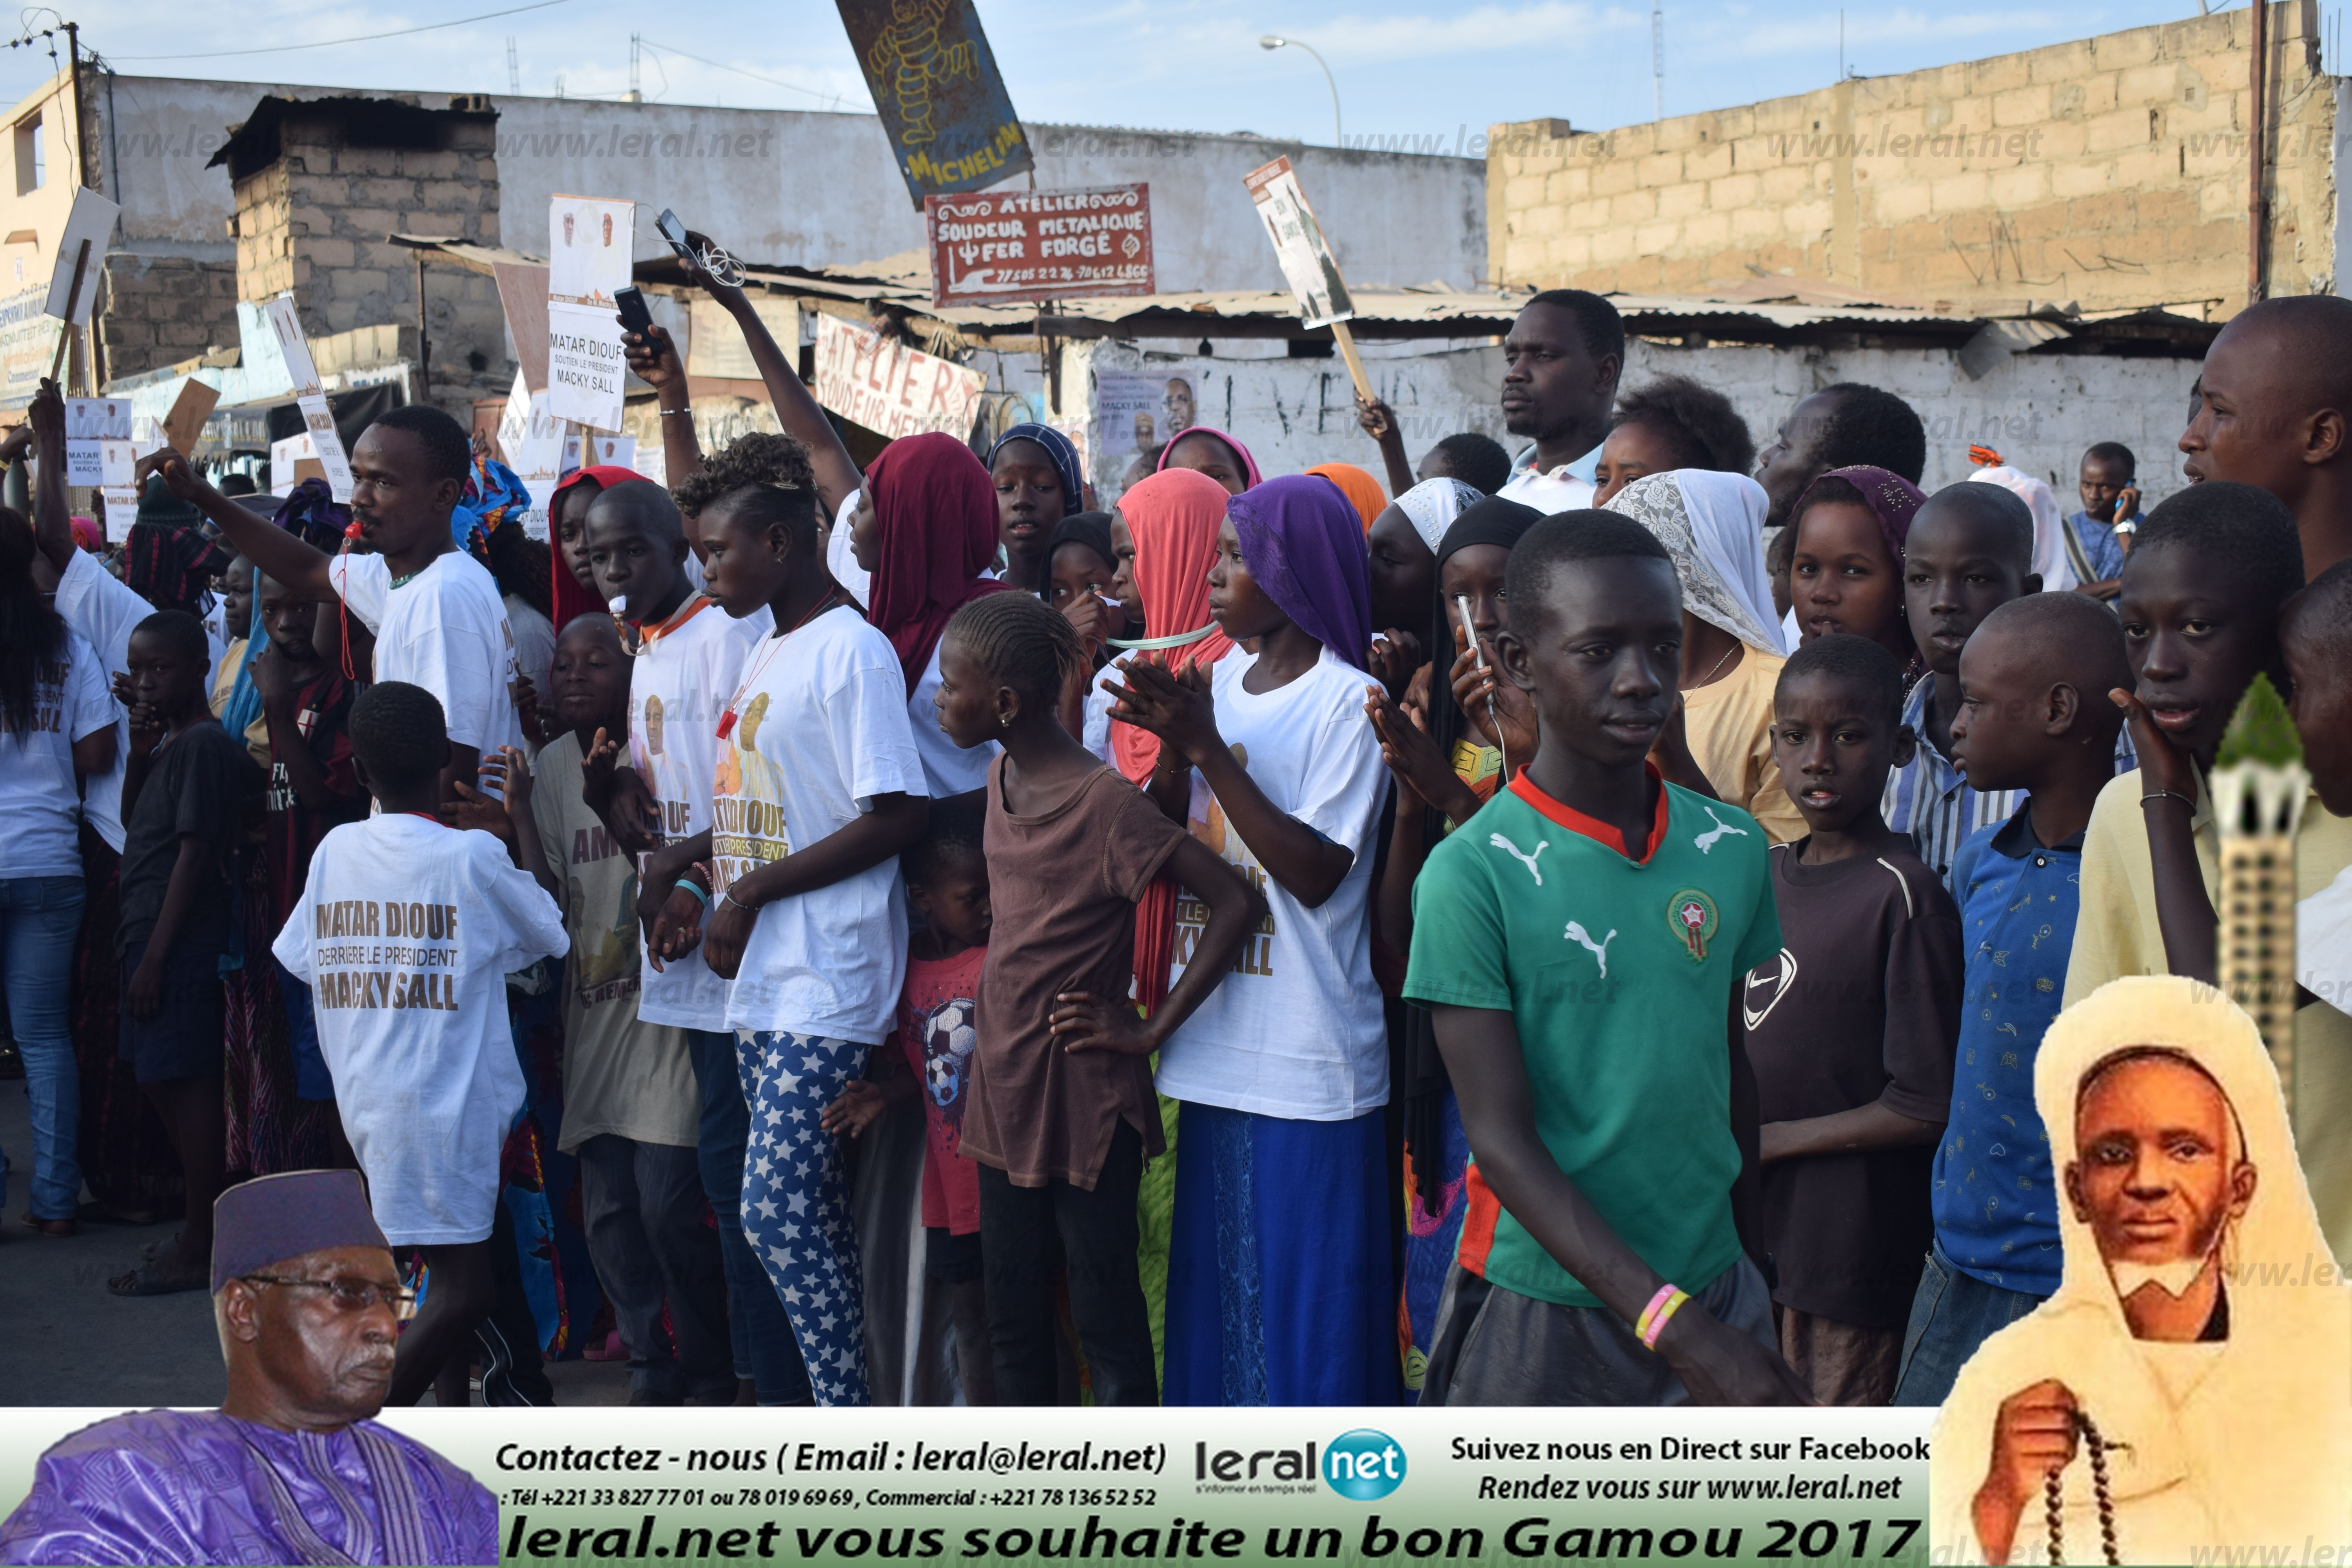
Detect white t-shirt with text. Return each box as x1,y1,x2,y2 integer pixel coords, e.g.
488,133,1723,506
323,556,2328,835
1155,645,1390,1121
272,817,568,1245
712,605,928,1042
0,630,117,877
630,596,762,1031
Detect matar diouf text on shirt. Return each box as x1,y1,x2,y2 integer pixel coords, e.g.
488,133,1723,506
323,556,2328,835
307,897,464,1012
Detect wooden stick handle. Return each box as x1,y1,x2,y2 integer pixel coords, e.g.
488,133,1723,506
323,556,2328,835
1329,319,1373,406
48,239,91,385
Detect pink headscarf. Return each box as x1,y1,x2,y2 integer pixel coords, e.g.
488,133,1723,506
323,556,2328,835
1155,425,1261,490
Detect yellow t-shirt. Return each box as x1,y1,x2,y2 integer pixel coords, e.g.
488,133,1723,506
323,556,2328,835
1682,647,1805,845
2065,766,2352,1267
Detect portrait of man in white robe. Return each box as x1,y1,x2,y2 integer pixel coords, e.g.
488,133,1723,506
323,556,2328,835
1930,974,2352,1564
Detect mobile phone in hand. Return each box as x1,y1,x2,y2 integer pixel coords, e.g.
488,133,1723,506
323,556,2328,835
615,285,655,338
656,209,694,260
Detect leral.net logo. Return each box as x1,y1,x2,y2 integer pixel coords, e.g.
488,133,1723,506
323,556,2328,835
1324,1429,1406,1500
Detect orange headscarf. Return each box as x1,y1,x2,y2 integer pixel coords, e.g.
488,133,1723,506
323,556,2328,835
1108,467,1238,1015
1305,462,1387,534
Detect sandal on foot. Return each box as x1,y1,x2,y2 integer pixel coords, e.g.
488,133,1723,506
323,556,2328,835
107,1257,208,1296
20,1212,78,1238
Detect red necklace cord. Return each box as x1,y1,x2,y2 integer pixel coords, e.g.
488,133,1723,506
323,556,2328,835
717,589,846,740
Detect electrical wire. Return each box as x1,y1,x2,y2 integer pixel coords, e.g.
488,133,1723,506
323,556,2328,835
109,0,574,60
636,38,847,111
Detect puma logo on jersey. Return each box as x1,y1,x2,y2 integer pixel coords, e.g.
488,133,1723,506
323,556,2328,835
1490,832,1550,885
1694,805,1750,854
1564,921,1617,978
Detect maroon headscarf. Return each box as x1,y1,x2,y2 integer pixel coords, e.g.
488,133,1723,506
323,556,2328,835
1795,464,1926,566
864,433,1010,693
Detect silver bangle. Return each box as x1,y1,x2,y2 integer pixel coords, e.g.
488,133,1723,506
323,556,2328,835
659,406,693,419
2140,789,2196,811
716,888,752,913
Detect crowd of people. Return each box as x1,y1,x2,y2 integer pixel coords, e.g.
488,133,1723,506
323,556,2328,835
3,246,2350,1424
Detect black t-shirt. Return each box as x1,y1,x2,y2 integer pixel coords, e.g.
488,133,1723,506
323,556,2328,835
264,670,366,924
117,719,265,955
1740,840,1963,1328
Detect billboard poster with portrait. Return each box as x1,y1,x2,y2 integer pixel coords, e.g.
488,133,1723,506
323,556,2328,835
547,195,635,432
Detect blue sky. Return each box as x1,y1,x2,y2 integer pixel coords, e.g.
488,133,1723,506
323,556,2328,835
15,0,2317,152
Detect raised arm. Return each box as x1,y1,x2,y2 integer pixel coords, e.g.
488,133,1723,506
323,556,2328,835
1356,396,1414,498
135,450,338,603
1435,1001,1813,1405
621,319,704,490
681,230,859,522
27,380,73,575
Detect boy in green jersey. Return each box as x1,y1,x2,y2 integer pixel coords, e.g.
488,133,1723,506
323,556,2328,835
1406,511,1812,1406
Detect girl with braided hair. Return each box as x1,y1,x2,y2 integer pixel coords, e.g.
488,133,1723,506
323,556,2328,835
935,592,1259,1405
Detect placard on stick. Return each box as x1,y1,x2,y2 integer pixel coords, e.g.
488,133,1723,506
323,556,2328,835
260,294,355,501
1242,156,1372,403
45,189,120,327
159,379,221,456
546,195,633,433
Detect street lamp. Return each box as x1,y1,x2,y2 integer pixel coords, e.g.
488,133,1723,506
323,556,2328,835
1259,34,1341,147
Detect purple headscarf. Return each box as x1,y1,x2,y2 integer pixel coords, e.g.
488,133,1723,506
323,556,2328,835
1795,464,1927,564
1227,474,1371,670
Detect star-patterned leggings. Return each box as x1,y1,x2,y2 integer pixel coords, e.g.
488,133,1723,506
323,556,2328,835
733,1029,871,1407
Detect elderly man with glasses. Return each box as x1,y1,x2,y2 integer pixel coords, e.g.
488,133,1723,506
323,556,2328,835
0,1170,499,1566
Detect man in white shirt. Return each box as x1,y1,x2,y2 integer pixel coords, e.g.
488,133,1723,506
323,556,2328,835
1495,290,1624,516
143,406,521,804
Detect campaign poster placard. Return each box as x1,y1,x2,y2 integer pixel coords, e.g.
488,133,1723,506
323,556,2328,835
1243,156,1355,330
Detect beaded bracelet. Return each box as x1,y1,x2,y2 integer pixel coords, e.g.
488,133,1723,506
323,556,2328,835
1635,1283,1690,1351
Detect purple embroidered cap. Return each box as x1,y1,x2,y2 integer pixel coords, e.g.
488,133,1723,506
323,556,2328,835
212,1169,391,1294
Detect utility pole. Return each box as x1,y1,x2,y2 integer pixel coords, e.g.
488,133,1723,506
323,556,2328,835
626,34,642,102
506,36,520,94
1651,0,1664,122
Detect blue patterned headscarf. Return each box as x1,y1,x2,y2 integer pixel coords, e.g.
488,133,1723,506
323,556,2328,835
454,455,532,561
985,423,1085,516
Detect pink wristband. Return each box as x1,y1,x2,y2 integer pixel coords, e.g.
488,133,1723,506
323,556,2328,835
1635,1284,1690,1350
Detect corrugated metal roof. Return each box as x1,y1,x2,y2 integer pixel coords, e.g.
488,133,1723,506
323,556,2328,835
390,234,2219,350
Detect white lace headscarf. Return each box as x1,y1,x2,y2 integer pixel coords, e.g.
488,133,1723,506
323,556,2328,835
1602,470,1784,654
1392,477,1486,554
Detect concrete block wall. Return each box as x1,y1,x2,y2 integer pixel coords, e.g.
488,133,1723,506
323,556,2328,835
1084,336,2199,511
94,253,241,382
1490,1,2334,314
229,106,508,411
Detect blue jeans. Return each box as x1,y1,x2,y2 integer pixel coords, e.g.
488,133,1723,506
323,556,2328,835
0,876,87,1221
685,1027,809,1405
735,1029,870,1407
1891,1242,2049,1406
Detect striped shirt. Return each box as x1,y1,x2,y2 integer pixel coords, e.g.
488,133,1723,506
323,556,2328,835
1884,673,2136,890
